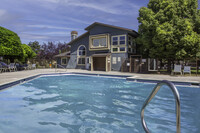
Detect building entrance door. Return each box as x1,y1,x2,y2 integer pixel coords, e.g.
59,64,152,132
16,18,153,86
93,57,106,71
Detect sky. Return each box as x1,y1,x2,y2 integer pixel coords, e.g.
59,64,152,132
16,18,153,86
0,0,199,44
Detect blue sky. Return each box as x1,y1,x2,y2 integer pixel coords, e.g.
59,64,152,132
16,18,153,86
0,0,199,44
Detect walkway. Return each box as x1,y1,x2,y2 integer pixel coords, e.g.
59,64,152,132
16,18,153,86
0,69,199,86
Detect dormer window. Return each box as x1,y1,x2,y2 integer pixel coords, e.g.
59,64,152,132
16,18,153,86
89,34,110,51
92,37,106,47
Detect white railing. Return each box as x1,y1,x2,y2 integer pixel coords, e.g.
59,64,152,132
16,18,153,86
141,80,180,133
55,63,67,72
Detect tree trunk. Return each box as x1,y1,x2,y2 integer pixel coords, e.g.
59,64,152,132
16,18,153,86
167,59,172,74
10,58,14,63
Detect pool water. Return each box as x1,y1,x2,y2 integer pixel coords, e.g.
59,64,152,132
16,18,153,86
0,74,199,133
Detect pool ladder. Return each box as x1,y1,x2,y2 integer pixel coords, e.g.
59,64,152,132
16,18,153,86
141,80,180,133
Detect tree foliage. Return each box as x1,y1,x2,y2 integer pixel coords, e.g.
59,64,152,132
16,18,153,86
36,42,70,63
0,26,23,60
21,44,36,62
137,0,200,60
28,41,41,54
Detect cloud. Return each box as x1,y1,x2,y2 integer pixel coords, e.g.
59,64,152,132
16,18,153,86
60,0,139,15
20,33,71,44
0,0,144,44
0,9,6,16
0,9,21,24
27,24,81,30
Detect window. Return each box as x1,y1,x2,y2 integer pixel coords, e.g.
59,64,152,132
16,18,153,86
112,57,117,64
119,36,125,45
128,35,136,53
78,46,86,56
111,35,126,53
77,45,86,65
112,35,126,46
112,37,118,45
112,47,126,53
92,37,106,47
86,57,90,64
118,57,121,62
78,58,85,65
89,34,109,50
61,58,67,65
112,48,118,52
119,47,126,52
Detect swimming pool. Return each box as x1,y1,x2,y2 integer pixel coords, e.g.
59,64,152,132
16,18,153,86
0,74,199,133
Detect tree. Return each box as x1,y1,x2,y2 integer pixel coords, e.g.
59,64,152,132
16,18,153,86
55,42,70,54
137,0,200,72
21,44,36,63
37,42,70,63
0,26,23,62
28,41,41,54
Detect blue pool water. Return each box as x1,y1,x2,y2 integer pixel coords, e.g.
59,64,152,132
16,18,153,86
0,74,199,133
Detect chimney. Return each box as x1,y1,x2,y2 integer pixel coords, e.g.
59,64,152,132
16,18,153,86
71,31,78,41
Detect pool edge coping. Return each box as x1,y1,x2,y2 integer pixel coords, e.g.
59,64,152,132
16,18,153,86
0,72,199,91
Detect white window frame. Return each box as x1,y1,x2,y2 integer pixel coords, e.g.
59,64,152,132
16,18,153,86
77,45,86,65
111,35,126,53
61,57,67,65
112,57,117,64
128,35,136,54
89,34,110,50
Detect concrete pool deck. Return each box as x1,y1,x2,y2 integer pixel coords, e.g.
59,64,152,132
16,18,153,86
0,69,200,86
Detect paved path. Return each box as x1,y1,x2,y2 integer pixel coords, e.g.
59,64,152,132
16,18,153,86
0,69,199,86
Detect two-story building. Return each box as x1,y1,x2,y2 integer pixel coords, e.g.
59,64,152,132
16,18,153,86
55,22,139,71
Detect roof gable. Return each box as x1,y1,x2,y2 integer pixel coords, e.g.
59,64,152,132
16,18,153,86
85,22,138,35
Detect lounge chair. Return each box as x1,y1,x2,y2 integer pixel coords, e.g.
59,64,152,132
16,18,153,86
32,64,36,69
28,64,32,70
0,62,9,72
183,66,191,75
8,63,16,72
23,64,29,70
173,65,182,75
0,64,3,73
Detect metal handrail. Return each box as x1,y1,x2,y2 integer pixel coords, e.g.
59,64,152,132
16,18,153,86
141,80,180,133
55,63,67,72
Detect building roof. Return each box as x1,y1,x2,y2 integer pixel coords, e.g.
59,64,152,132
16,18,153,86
85,22,138,35
54,51,70,58
67,22,138,46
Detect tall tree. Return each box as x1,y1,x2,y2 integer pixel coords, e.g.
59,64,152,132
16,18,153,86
137,0,200,71
28,41,41,54
21,44,36,63
0,26,23,62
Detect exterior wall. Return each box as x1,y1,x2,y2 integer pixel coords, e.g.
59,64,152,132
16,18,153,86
111,53,128,71
67,34,89,69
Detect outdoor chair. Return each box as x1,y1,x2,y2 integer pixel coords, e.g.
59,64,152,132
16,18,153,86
8,63,17,72
0,62,9,72
32,64,36,69
28,64,32,70
22,64,29,70
0,64,3,73
183,66,191,75
172,65,182,75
